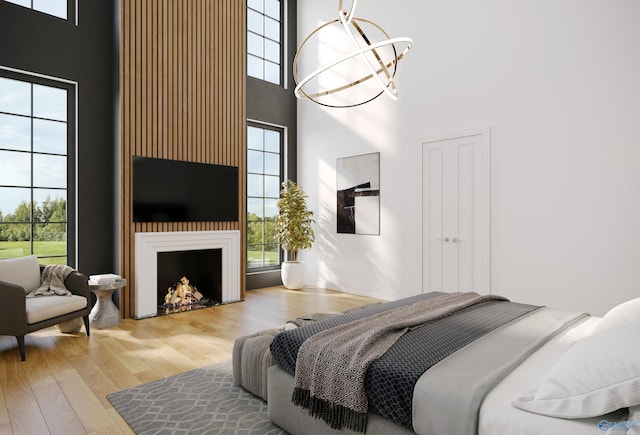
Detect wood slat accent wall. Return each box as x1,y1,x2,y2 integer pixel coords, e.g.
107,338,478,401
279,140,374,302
119,0,246,318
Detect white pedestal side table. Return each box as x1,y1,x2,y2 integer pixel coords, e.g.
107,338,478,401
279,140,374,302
89,278,127,329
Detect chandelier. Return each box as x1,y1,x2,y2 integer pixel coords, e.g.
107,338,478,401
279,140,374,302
293,0,413,108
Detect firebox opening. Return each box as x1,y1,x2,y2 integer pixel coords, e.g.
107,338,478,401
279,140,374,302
157,249,222,316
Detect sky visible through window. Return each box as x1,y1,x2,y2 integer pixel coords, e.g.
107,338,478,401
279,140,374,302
247,0,281,85
0,76,67,220
3,0,68,20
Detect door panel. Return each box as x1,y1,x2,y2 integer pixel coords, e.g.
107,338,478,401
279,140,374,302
422,131,490,293
456,142,475,291
426,147,444,291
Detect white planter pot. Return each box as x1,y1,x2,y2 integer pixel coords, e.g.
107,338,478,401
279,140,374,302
281,261,306,290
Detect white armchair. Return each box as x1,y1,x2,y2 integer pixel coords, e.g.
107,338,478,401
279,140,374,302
0,255,91,361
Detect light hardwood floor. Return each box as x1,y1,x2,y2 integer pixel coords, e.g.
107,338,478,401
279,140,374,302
0,286,381,435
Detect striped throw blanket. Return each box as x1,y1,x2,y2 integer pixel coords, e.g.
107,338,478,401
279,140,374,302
291,292,507,433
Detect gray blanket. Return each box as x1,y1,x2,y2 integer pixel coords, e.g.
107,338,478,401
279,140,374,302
365,299,539,428
26,264,74,297
292,292,507,433
271,292,446,376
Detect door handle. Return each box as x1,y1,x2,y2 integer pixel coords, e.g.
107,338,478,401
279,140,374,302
437,237,450,242
452,237,460,243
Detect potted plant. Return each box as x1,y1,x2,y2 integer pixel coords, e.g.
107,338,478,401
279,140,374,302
275,179,315,289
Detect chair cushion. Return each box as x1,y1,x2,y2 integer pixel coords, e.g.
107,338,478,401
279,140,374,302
25,295,87,324
0,255,41,295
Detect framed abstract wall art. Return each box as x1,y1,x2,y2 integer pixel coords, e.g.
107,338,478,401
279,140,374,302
336,152,380,235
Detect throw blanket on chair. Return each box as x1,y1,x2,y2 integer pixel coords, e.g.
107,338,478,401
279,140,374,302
291,292,507,433
26,264,74,297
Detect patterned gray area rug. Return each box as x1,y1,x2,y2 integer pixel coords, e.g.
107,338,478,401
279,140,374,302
107,360,288,435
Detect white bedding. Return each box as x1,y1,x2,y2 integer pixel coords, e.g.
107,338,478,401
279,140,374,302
267,299,639,435
479,316,630,435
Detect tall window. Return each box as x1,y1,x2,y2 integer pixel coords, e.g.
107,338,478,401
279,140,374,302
247,123,283,270
247,0,282,85
3,0,70,20
0,73,74,265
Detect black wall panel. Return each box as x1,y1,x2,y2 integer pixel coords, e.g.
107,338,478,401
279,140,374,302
0,1,117,275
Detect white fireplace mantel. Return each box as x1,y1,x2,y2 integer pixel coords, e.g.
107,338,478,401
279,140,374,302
134,230,240,319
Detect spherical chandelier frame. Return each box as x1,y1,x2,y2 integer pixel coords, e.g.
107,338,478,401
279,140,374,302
293,12,412,108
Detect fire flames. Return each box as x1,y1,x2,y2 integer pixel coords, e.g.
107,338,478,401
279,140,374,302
159,275,218,315
164,276,203,305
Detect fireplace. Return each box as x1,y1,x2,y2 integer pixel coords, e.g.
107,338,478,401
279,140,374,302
157,249,221,316
134,230,240,319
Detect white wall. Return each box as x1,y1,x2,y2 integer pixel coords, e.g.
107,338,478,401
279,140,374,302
297,0,640,315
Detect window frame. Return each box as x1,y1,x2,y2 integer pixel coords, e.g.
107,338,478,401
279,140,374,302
3,0,77,24
246,121,285,273
247,0,284,86
0,66,78,266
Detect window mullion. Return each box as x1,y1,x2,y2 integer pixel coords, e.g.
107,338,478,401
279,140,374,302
30,83,34,256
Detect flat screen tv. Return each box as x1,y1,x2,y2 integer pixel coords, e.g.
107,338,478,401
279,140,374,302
133,156,238,223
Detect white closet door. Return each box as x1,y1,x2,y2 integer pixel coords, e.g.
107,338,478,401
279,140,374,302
421,130,490,293
425,143,447,291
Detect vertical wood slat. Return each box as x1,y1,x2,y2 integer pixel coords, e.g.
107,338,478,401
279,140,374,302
120,0,246,318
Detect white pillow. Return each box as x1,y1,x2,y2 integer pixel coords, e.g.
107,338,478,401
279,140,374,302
592,297,640,335
0,255,41,294
512,325,640,418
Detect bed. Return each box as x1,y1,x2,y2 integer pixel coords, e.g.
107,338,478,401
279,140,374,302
262,292,640,435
